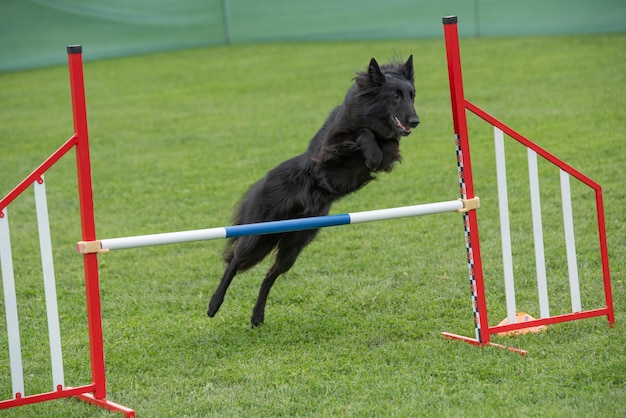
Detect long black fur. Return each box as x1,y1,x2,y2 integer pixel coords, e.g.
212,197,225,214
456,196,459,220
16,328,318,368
208,56,420,327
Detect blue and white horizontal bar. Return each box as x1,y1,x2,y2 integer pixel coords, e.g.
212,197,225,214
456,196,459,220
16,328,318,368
77,198,478,254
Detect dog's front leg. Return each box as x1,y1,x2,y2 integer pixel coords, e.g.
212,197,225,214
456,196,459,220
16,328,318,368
356,129,382,171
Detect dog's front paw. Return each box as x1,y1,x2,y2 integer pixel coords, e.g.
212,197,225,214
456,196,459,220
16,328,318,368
364,147,383,171
357,130,382,170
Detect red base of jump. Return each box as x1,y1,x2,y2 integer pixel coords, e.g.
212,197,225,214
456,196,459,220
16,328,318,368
0,385,134,417
441,332,530,356
75,392,136,417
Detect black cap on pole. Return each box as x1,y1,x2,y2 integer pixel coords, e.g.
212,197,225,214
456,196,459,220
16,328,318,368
67,45,82,54
443,16,458,25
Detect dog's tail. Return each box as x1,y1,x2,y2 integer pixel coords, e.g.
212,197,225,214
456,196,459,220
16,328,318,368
223,237,237,263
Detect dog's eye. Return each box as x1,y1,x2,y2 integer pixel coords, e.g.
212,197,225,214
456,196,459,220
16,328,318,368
394,90,401,99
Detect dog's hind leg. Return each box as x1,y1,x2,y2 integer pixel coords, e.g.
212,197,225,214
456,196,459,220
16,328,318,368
250,230,319,327
250,262,286,327
207,260,239,317
208,235,277,318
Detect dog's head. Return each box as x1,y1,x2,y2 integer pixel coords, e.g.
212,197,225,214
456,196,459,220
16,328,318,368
354,55,420,139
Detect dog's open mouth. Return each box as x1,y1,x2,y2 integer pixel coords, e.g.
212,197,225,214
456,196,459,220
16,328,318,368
391,115,411,136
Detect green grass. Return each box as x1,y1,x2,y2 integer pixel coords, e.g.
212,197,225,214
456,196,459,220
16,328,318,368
1,34,625,417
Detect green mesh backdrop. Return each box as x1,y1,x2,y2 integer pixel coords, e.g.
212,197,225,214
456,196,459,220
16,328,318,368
1,0,625,71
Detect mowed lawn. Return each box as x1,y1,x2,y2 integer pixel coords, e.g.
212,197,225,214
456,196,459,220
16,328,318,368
1,33,625,417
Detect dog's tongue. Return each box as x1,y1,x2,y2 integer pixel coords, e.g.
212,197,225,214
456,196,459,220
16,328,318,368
393,115,411,136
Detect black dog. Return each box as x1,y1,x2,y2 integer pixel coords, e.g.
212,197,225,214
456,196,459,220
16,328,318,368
208,56,419,327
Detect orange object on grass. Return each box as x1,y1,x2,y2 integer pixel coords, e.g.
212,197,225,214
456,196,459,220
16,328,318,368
496,312,547,336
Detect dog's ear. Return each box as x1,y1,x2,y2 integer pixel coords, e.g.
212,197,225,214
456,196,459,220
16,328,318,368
368,58,385,85
403,55,414,82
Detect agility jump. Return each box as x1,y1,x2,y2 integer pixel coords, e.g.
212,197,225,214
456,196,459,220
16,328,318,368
1,16,614,416
439,16,613,352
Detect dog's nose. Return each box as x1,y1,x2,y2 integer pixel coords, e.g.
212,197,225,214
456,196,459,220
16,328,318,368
409,116,420,128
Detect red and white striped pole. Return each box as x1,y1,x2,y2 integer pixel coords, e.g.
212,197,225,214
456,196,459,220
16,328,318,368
66,45,108,401
66,46,135,416
440,16,491,347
